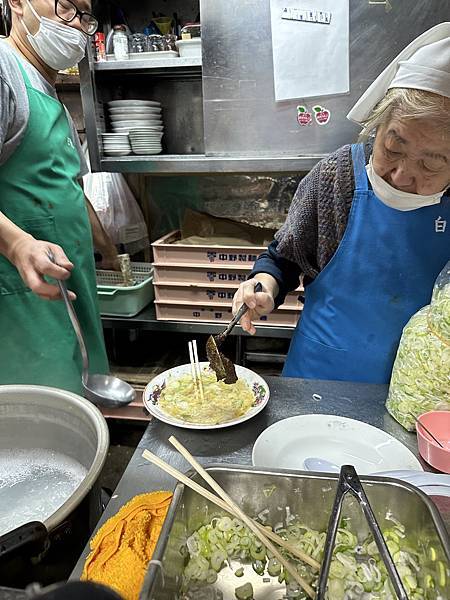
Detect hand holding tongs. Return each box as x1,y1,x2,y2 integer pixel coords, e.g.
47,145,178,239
206,281,263,384
218,281,264,343
316,465,409,600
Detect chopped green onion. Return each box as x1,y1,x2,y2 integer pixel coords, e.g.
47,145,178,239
235,582,254,599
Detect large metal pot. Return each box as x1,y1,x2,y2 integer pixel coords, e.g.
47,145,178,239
0,385,109,588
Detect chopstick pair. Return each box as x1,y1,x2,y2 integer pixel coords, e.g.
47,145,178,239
188,340,204,402
142,437,319,599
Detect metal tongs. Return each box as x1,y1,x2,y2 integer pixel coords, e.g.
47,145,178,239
316,465,409,600
206,281,263,384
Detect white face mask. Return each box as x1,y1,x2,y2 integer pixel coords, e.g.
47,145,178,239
366,155,446,211
21,0,87,71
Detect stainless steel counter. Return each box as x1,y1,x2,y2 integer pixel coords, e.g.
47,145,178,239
72,376,450,578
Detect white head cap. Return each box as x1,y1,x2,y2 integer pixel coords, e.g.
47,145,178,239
347,22,450,125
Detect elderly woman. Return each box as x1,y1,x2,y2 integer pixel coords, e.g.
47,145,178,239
233,23,450,384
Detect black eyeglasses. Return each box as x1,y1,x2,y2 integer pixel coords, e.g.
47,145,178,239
54,0,98,36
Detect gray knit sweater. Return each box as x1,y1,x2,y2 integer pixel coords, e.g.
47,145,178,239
251,143,373,303
276,143,371,279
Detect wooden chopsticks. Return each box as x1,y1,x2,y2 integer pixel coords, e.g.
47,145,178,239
188,339,204,402
142,437,319,598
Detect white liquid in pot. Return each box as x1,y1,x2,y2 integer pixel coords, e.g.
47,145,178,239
0,449,87,536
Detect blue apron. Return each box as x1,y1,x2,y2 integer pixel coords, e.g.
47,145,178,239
283,143,450,383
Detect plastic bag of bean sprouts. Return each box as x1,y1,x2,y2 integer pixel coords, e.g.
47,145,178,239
386,260,450,431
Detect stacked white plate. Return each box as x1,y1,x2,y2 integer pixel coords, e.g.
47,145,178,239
129,128,163,155
101,133,131,156
107,100,163,135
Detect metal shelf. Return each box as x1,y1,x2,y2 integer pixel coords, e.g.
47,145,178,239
94,56,202,73
100,154,324,174
101,304,295,339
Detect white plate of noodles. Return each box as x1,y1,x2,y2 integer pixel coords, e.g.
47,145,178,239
143,362,270,429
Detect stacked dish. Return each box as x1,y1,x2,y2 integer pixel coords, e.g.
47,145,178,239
101,133,131,156
107,99,163,134
129,128,163,155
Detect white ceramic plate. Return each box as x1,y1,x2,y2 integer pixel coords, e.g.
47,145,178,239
109,106,161,114
112,125,162,131
129,132,163,137
110,112,161,121
104,149,132,156
130,138,162,142
129,133,163,138
132,146,162,154
112,116,162,121
133,149,162,155
252,414,423,475
109,110,161,118
112,127,162,133
119,125,164,131
112,128,163,134
103,142,130,149
132,150,162,154
129,130,163,134
108,100,161,107
103,146,131,151
130,138,163,144
102,133,129,137
143,362,270,430
130,140,162,145
112,119,162,127
110,129,134,133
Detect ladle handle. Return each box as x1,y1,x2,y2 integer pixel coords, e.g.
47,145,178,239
47,250,90,381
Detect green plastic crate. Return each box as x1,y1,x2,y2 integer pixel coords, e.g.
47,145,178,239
96,262,154,317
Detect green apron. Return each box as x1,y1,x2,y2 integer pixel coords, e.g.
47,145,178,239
0,59,109,395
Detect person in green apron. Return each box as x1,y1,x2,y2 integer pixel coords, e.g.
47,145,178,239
0,0,114,394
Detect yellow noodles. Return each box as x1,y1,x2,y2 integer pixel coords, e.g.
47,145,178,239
159,371,255,425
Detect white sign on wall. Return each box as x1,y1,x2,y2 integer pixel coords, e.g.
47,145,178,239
270,0,350,101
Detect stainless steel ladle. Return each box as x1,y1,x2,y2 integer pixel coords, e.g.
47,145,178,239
48,251,136,408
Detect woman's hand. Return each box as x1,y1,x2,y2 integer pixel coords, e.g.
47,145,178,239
9,236,76,301
232,275,277,335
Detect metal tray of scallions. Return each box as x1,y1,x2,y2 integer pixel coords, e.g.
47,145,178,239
140,465,450,600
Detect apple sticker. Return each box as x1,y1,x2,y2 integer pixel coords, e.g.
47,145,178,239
297,105,312,127
313,105,331,125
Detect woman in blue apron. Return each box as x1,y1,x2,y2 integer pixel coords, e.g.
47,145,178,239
232,23,450,384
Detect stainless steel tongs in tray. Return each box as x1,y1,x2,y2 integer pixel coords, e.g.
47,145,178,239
316,465,409,600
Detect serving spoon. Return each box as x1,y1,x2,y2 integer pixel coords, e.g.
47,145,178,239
48,251,136,408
